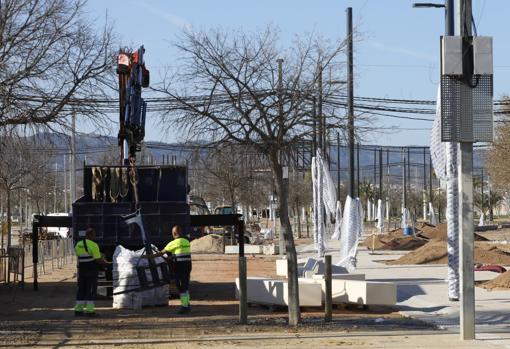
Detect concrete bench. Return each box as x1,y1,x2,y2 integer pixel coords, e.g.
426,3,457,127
235,277,322,307
262,244,279,255
306,278,396,306
225,244,263,254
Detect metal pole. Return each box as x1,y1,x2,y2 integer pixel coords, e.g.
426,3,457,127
488,176,492,222
54,163,57,213
446,0,455,35
429,154,433,204
402,149,407,210
64,154,67,212
423,148,427,220
373,148,377,193
457,0,475,340
346,7,355,198
312,97,317,154
481,169,484,216
356,143,360,196
71,112,76,211
32,221,38,291
407,148,410,199
317,64,323,152
337,132,341,198
277,58,285,256
386,149,390,228
379,148,383,200
324,255,332,322
239,255,247,324
445,0,460,304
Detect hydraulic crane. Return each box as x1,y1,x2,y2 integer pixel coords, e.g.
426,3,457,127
116,47,172,293
117,46,150,165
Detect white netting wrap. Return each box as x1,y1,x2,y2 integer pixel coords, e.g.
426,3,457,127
312,156,319,248
331,200,343,240
401,208,410,229
431,84,459,300
312,150,339,257
317,152,338,223
431,87,447,182
337,196,363,272
375,199,384,231
316,153,325,257
429,202,437,226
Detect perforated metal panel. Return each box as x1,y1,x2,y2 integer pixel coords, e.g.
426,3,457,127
440,75,493,142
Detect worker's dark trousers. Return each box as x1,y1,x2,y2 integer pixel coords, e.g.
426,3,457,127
174,261,192,294
76,267,98,303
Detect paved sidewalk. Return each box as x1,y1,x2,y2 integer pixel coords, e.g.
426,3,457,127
298,238,510,347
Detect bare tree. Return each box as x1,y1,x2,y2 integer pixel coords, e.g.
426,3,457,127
288,170,312,238
198,144,249,210
487,116,510,190
0,0,116,129
156,27,352,325
0,136,45,250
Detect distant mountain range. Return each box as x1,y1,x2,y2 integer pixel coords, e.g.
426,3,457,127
30,132,486,185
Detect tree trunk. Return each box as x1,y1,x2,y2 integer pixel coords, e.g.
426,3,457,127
270,153,300,326
0,193,4,251
6,189,11,251
296,203,302,239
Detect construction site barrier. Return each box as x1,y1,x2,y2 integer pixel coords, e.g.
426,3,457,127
0,238,75,287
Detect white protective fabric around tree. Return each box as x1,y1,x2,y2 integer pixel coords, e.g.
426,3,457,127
317,153,325,257
312,156,319,248
312,150,338,257
337,196,364,272
478,213,485,227
367,200,372,221
113,245,168,309
428,202,437,226
331,200,343,240
375,199,384,231
316,151,338,224
401,208,410,229
432,84,459,300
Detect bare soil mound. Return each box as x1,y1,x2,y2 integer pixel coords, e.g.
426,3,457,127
190,234,224,253
361,229,427,251
386,241,510,265
415,223,447,241
480,270,510,290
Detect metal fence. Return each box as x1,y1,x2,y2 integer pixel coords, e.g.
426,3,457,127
0,238,75,287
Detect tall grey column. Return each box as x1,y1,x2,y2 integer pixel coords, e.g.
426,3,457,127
457,0,475,340
71,112,77,210
346,7,355,198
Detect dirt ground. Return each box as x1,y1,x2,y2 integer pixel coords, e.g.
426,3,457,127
0,252,436,348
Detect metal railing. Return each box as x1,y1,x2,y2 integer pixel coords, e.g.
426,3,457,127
0,238,75,287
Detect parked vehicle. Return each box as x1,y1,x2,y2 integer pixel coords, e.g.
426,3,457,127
211,206,251,243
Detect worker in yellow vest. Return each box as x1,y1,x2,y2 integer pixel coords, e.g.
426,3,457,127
74,228,109,317
151,225,192,314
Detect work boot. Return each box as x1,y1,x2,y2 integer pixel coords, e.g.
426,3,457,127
74,311,84,317
85,312,99,318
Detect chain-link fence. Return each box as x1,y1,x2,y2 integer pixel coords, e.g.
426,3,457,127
0,238,75,286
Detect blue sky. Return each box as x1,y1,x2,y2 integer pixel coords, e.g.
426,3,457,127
85,0,509,146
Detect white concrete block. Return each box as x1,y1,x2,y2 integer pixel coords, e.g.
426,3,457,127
235,277,322,307
263,244,279,255
225,244,263,254
306,278,396,306
276,258,287,277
